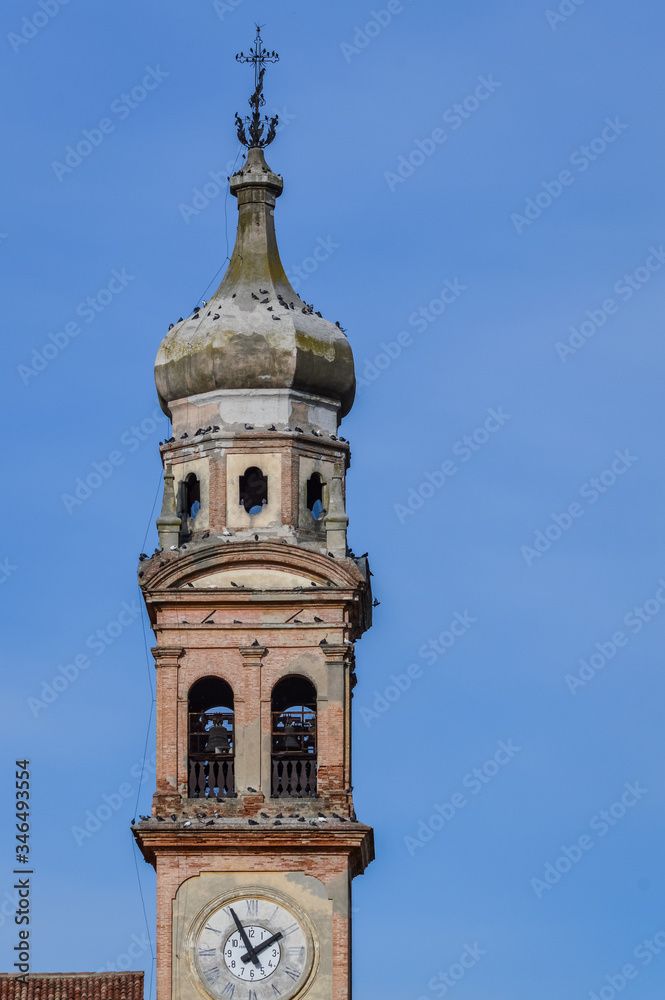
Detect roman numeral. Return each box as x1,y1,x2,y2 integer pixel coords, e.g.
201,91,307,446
245,899,259,917
204,967,221,983
283,967,300,982
268,905,279,922
221,984,235,998
270,986,282,997
198,948,216,956
282,922,299,937
288,947,305,960
248,991,258,1000
205,925,222,934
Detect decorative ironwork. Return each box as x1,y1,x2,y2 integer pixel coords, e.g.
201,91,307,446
235,25,279,148
188,709,235,797
271,707,317,796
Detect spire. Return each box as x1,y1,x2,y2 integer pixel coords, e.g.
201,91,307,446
234,26,279,149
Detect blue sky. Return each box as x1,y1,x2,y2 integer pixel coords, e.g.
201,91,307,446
2,1,665,998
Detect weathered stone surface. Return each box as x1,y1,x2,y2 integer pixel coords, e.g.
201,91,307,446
155,147,355,418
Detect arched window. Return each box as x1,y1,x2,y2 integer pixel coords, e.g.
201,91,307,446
178,473,201,542
239,467,268,514
306,473,325,520
271,676,317,798
188,677,234,798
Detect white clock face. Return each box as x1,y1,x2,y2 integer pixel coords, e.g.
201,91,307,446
192,894,312,1000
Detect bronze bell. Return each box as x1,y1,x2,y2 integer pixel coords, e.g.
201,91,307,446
204,724,230,754
283,721,300,752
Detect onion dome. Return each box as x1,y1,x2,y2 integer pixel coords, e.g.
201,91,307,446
155,146,355,418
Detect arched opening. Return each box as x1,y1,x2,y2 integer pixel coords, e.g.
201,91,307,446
178,473,201,542
306,472,325,520
271,676,317,798
239,467,268,515
188,676,235,798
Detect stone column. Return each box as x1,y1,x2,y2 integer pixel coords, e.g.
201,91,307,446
152,645,184,814
324,463,348,558
237,644,268,807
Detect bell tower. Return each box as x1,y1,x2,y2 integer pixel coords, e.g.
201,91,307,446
133,29,374,1000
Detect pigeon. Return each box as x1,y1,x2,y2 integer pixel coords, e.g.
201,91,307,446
309,820,318,827
310,582,317,587
233,619,242,624
350,816,359,823
180,432,188,439
261,812,269,819
261,298,269,304
245,423,254,430
330,434,337,441
171,814,177,821
139,553,148,561
318,812,326,819
247,787,257,793
328,552,335,558
268,424,276,431
319,638,328,646
131,818,136,824
298,817,306,822
187,582,194,588
275,813,283,819
254,535,259,541
373,599,380,607
251,292,259,300
206,819,214,826
223,528,231,536
231,581,239,588
248,819,258,825
340,437,348,442
259,289,268,294
168,323,174,330
289,814,298,819
294,426,303,433
203,532,209,539
314,616,323,623
272,315,281,320
213,313,220,320
194,306,200,313
274,819,282,825
212,425,220,432
251,639,260,647
156,816,165,822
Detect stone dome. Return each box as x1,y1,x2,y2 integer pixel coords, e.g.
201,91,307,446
155,147,355,418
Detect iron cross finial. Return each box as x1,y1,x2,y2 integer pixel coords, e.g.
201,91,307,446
234,26,280,148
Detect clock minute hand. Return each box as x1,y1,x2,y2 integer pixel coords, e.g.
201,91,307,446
240,930,283,964
229,907,260,967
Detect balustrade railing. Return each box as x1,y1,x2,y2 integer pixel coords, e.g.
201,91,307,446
188,756,235,798
271,756,317,798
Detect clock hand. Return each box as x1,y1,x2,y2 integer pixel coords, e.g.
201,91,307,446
240,930,283,964
229,907,260,967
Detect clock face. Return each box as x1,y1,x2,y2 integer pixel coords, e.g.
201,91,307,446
191,893,313,1000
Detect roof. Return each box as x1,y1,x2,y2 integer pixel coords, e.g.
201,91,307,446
0,973,143,1000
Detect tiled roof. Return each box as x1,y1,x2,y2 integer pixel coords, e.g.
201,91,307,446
0,973,143,1000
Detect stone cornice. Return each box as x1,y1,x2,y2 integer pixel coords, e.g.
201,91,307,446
132,823,374,877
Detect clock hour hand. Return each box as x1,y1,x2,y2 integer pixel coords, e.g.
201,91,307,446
240,930,283,964
229,907,260,967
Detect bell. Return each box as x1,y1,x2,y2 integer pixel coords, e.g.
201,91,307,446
283,721,300,752
204,725,230,754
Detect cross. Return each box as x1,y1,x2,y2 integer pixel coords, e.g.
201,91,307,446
234,26,280,149
235,25,279,92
